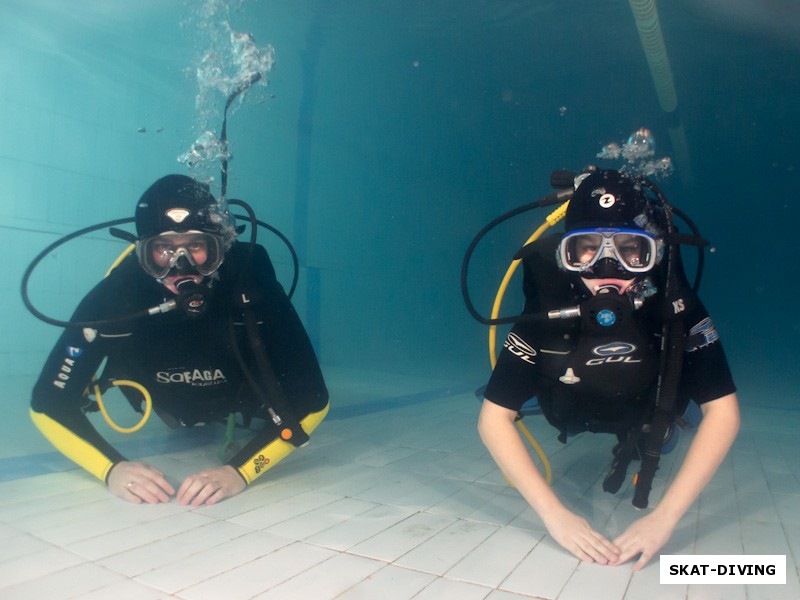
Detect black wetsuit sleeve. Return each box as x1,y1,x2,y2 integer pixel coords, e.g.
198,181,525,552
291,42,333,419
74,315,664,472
30,278,131,479
681,299,736,405
484,235,569,412
224,245,328,479
483,321,543,412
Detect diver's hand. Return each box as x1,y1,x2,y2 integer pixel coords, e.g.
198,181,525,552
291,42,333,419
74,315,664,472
107,461,175,504
543,507,621,564
176,465,246,506
610,510,677,570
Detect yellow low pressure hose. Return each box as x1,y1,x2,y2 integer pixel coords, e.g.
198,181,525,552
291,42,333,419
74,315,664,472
92,243,154,433
488,200,570,485
92,378,153,434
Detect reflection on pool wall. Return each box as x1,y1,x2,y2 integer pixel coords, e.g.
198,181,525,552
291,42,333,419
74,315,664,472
1,0,798,454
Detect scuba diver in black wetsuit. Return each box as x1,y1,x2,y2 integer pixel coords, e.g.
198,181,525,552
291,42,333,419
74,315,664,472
29,175,328,506
470,168,739,569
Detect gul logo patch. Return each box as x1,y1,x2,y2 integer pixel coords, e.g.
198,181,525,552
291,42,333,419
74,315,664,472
504,332,537,365
587,341,640,366
165,208,191,223
66,346,83,358
592,342,636,356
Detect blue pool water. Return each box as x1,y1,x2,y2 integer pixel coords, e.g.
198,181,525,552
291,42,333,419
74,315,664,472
0,0,798,460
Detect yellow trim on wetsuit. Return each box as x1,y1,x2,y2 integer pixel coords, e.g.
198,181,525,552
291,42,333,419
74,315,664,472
237,402,330,485
29,408,114,482
106,244,135,277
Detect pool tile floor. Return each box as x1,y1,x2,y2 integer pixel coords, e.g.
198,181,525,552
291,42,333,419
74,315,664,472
1,367,797,599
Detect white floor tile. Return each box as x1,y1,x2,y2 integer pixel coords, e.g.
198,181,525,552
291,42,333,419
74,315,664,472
264,496,379,541
0,471,97,506
67,510,216,560
178,541,336,600
313,463,393,496
686,584,746,600
352,471,440,505
446,525,540,588
783,523,800,562
192,475,314,520
347,511,455,562
0,529,55,562
486,591,544,600
557,562,633,600
97,520,254,576
76,579,175,599
335,564,436,600
624,561,687,600
134,530,294,594
3,370,798,600
694,514,744,555
305,504,417,551
772,493,800,526
412,577,493,600
251,552,384,600
425,479,501,517
698,483,741,518
0,562,124,600
355,445,424,467
1,487,111,527
498,537,579,598
0,546,85,590
745,569,800,600
385,476,471,512
0,486,85,516
394,519,498,575
736,490,780,523
226,489,344,530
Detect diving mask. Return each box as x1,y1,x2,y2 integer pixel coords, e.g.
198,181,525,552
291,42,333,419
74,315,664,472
136,231,225,279
559,228,658,274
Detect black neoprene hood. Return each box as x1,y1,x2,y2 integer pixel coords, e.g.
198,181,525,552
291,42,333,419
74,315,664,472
565,169,649,232
135,174,229,240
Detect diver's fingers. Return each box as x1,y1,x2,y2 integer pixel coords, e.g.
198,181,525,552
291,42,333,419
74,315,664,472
177,466,245,506
578,530,621,564
108,461,173,503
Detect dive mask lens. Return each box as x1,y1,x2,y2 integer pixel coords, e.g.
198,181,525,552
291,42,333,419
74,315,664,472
559,228,657,273
137,231,224,279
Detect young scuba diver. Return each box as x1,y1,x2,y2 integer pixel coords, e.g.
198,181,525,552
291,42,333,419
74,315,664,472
478,168,739,569
30,174,328,506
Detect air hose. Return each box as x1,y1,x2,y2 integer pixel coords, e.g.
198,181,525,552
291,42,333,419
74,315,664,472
92,378,153,434
91,245,155,434
487,202,571,486
488,201,570,361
